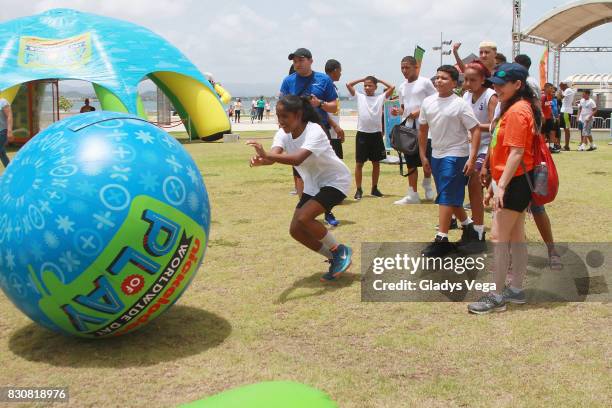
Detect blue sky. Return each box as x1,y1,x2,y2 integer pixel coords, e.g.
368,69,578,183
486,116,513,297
2,0,611,95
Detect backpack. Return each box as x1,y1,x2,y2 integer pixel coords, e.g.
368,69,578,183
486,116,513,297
390,119,419,177
521,132,559,206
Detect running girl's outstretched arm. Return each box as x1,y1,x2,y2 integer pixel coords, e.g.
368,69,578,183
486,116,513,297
247,141,312,166
248,144,282,166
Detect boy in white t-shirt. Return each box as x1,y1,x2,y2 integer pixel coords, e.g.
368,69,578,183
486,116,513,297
558,82,576,150
577,89,597,151
418,65,481,258
346,76,395,199
325,59,345,159
390,56,437,204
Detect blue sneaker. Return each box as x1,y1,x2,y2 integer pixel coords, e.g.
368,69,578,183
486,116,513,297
330,244,352,277
320,259,336,282
324,211,339,227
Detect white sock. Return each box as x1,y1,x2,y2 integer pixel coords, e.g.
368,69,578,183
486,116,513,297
407,187,416,196
461,217,473,226
436,232,448,238
422,177,432,187
320,231,338,250
318,246,333,259
474,224,485,240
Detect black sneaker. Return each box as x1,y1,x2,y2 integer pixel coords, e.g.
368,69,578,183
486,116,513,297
324,212,339,227
371,186,383,197
436,217,459,231
456,223,487,254
563,145,570,151
422,235,455,258
354,188,363,200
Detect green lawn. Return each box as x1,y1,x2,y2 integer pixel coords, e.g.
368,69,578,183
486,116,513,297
0,132,611,407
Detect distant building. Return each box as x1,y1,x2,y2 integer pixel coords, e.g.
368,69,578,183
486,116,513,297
564,73,612,116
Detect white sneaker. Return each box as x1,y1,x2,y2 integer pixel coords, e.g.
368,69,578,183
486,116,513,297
577,144,585,151
394,193,421,205
423,183,435,201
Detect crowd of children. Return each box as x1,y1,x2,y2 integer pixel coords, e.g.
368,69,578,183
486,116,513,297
246,43,598,313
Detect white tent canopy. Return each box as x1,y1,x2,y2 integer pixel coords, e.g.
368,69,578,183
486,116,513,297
524,0,612,46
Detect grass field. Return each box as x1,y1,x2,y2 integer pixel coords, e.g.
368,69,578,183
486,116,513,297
0,131,611,407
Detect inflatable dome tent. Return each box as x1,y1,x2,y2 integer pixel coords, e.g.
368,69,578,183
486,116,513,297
0,8,231,141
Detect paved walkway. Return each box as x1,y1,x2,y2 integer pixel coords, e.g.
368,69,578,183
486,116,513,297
167,115,359,134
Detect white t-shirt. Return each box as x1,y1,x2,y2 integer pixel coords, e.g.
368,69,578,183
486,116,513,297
463,88,495,154
561,88,577,114
328,111,340,139
356,91,385,133
397,76,436,127
329,89,340,140
418,94,479,159
272,122,351,196
578,98,596,122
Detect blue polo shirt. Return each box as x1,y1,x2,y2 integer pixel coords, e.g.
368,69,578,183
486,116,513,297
280,71,338,126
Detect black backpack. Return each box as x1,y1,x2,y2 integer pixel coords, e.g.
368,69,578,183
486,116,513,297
390,119,419,176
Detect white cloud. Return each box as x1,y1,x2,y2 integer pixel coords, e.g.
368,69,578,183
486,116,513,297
0,0,609,94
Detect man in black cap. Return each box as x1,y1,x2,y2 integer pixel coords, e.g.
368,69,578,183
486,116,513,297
280,47,342,227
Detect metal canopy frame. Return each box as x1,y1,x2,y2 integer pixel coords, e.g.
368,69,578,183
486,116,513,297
512,0,612,85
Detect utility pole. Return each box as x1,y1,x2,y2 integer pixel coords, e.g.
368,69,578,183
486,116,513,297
512,0,522,58
432,32,452,66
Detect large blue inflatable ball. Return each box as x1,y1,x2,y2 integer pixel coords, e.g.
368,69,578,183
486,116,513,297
0,112,210,338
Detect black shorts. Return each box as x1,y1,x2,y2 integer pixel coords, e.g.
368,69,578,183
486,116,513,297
356,131,386,163
329,138,343,159
296,186,346,212
404,138,432,168
542,118,555,134
559,113,571,129
502,171,533,213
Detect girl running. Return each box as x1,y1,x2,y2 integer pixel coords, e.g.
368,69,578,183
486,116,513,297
458,60,498,254
247,95,352,281
468,63,541,314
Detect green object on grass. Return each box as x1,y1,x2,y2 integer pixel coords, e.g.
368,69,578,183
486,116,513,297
179,381,338,408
